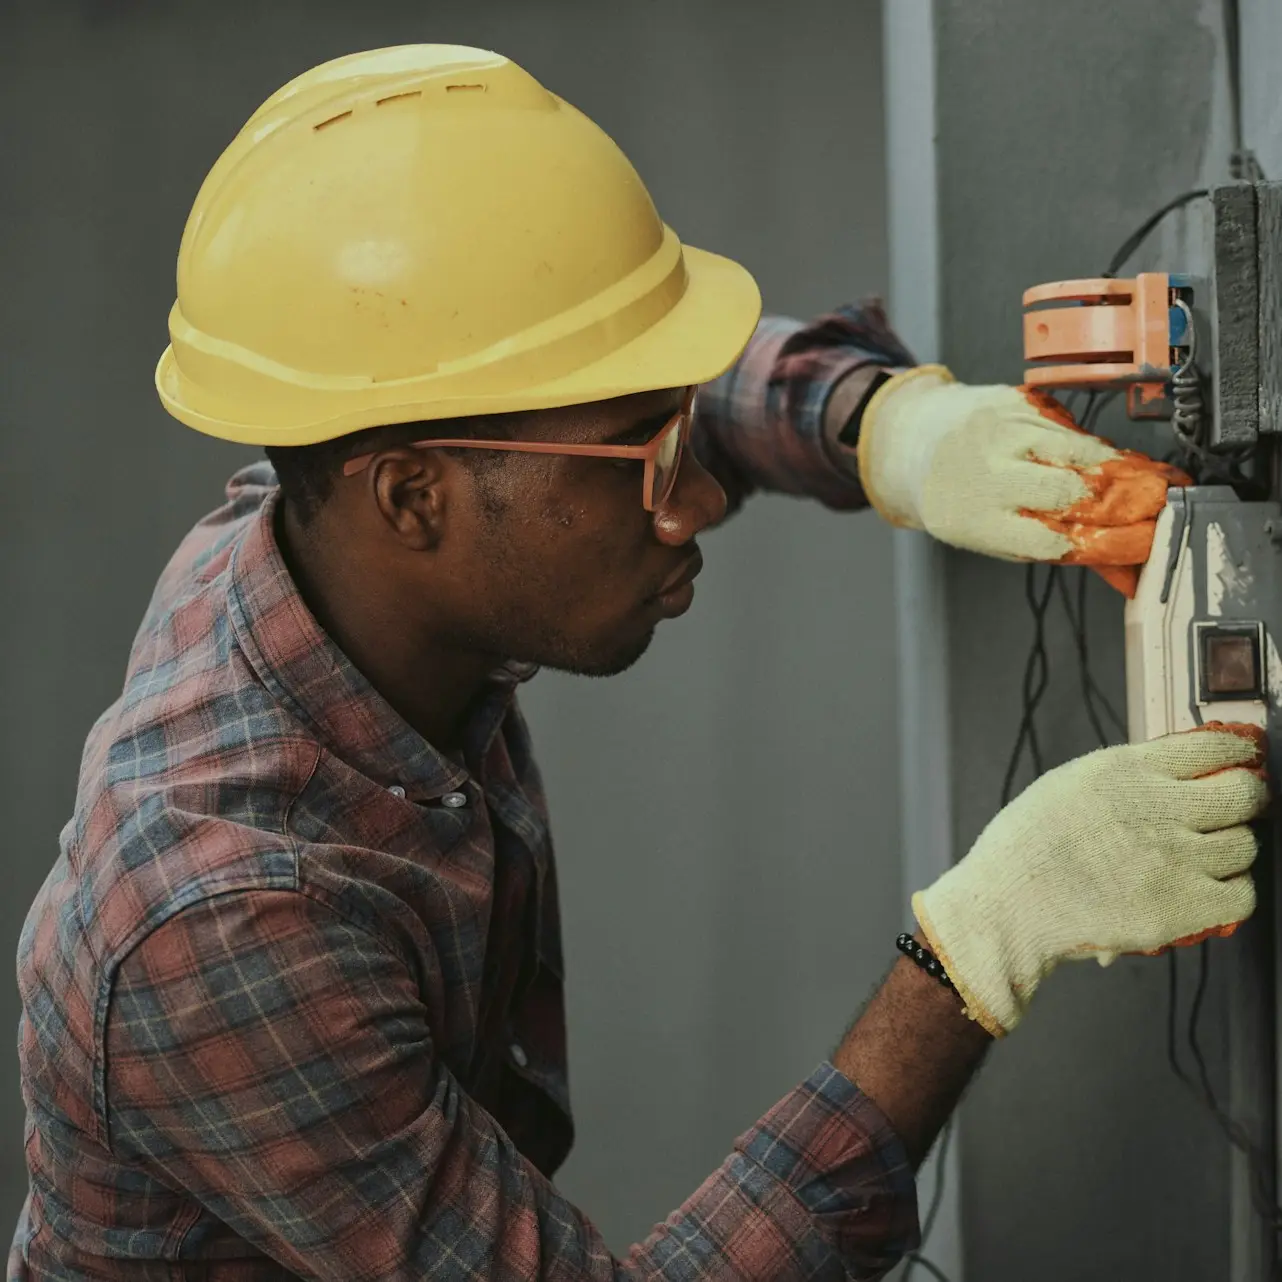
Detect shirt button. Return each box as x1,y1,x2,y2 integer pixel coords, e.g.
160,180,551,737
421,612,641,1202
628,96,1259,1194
388,785,407,799
441,791,468,809
509,1042,529,1069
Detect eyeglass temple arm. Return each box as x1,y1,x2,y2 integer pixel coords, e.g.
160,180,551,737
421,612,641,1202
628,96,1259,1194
342,436,665,477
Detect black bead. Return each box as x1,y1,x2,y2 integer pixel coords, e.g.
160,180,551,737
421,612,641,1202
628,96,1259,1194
894,932,954,991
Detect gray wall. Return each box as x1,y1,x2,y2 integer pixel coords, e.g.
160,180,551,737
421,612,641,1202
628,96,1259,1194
0,0,901,1255
931,1,1246,1277
1241,0,1282,180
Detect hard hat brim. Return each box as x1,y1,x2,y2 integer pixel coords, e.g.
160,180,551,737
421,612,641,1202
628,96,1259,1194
155,243,763,446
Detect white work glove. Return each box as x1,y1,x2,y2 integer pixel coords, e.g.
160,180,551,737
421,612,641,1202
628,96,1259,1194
856,366,1191,596
913,724,1268,1038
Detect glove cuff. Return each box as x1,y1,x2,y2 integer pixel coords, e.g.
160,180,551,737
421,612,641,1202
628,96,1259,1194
911,878,1044,1038
856,364,956,528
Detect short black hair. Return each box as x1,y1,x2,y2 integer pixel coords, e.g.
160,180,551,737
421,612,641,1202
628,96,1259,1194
266,412,527,525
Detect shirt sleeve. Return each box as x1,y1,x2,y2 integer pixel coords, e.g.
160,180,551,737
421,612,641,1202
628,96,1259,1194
103,891,919,1282
693,300,916,516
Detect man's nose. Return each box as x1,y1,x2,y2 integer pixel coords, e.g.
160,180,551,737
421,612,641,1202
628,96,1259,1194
651,449,728,544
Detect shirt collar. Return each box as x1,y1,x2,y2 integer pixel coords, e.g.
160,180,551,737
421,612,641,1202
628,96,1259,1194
226,491,535,798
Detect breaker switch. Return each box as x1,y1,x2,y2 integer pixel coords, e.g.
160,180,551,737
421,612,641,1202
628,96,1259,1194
1197,624,1264,701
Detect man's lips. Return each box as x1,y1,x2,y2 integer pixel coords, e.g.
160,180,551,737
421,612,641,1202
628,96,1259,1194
655,549,703,598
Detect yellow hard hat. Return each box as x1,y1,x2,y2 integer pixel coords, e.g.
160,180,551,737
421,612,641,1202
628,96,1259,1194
156,44,763,445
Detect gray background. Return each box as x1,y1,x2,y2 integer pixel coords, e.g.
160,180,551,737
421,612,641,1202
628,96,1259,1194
0,0,902,1259
8,1,1278,1278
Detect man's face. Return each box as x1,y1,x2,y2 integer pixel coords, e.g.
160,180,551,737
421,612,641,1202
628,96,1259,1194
394,388,729,676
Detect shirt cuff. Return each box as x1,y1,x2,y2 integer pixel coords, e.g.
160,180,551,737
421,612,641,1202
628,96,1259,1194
733,1062,921,1276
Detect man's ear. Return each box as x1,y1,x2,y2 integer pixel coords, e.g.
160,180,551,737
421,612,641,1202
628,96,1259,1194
367,449,450,551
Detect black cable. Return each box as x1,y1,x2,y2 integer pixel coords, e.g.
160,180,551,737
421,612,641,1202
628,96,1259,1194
1187,942,1218,1108
974,182,1279,1275
1054,395,1128,749
1101,176,1282,1243
907,565,1060,1282
1169,945,1282,1233
901,1118,954,1282
907,412,1076,1282
1189,953,1279,1231
908,562,1060,1282
1056,571,1122,747
1225,0,1247,166
1166,951,1203,1097
1098,185,1282,1243
903,1251,952,1282
920,1118,953,1240
1098,185,1262,487
1101,189,1210,279
1196,26,1274,1254
911,173,1270,1282
1000,565,1059,804
1223,0,1267,182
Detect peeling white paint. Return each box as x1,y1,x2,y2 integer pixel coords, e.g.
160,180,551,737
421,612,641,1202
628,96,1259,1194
1204,521,1253,615
1265,629,1282,710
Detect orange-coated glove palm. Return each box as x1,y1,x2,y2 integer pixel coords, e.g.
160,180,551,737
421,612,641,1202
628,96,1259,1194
856,366,1191,596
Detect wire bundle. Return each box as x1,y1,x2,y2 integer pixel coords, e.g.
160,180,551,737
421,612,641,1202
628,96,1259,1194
906,171,1279,1279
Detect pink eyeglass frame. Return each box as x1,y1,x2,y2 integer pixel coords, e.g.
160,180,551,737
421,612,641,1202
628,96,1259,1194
341,386,697,511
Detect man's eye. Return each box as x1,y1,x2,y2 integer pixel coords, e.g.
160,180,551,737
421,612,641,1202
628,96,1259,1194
610,458,639,471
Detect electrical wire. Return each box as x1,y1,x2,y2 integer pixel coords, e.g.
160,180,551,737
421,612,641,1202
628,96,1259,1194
1055,395,1129,748
907,558,1062,1282
908,153,1272,1282
1101,189,1209,279
921,1118,953,1241
1202,18,1273,1250
915,179,1275,1280
1073,188,1282,1263
1105,188,1259,489
1098,176,1282,1253
1000,565,1058,800
1000,395,1114,798
1187,943,1217,1107
902,1115,954,1282
900,1128,955,1282
1223,0,1267,183
902,1250,952,1282
1001,447,1282,1262
1056,570,1126,745
1167,945,1282,1236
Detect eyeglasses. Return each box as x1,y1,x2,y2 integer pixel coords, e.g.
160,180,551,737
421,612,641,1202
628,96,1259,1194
342,386,697,512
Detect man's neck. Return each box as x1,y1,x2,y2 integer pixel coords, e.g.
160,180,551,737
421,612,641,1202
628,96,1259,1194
275,501,495,753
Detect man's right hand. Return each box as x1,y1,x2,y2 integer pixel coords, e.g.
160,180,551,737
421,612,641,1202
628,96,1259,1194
912,724,1269,1038
854,366,1192,599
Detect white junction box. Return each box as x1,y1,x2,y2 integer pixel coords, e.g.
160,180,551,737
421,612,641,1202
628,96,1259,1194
1125,487,1272,742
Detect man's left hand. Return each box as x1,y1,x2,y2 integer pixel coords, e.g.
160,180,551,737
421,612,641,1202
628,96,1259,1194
855,365,1191,596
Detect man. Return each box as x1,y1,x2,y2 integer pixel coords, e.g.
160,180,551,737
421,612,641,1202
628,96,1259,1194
11,45,1265,1282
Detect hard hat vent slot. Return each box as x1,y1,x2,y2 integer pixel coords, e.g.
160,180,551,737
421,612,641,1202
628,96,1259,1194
376,91,423,107
313,110,353,131
445,83,486,93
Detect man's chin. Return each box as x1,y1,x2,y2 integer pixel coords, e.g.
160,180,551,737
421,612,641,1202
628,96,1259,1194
543,625,658,679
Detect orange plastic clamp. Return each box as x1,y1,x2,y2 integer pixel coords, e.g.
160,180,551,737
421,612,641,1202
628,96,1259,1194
1022,273,1173,412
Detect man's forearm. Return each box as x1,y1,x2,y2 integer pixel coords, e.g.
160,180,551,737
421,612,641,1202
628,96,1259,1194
692,303,916,515
832,936,993,1168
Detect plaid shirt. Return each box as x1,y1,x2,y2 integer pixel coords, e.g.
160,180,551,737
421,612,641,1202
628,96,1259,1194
12,304,918,1282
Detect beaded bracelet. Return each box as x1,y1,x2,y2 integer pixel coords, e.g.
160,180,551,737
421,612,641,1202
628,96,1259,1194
895,932,956,992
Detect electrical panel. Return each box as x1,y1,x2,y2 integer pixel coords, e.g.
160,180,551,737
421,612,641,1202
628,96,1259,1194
1023,180,1282,1278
